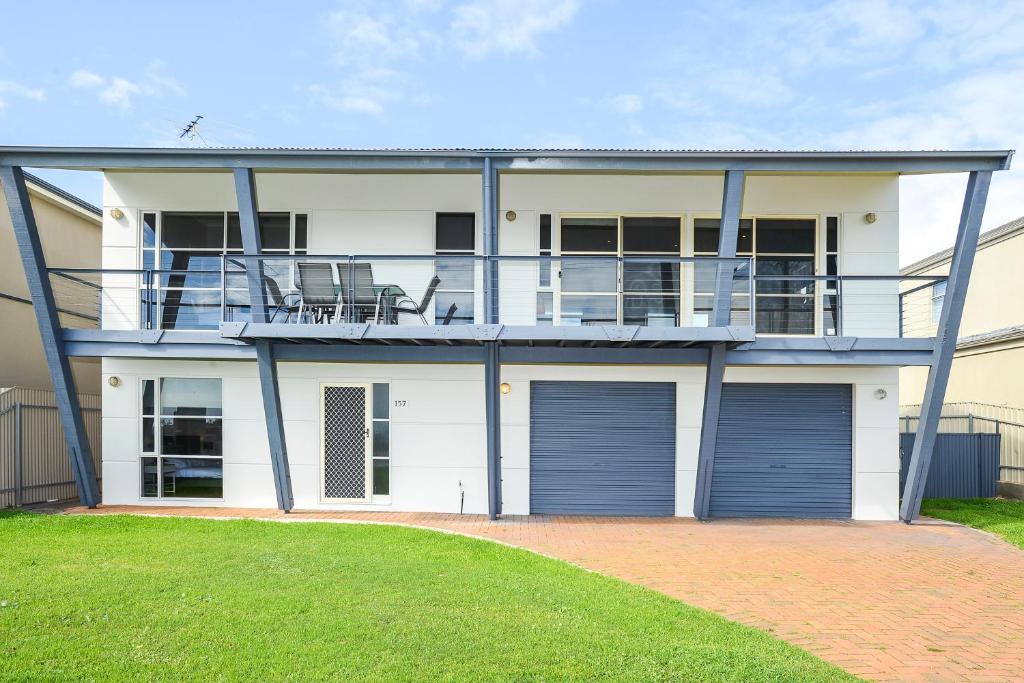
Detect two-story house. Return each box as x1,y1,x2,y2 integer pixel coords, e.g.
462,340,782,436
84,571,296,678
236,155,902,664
0,148,1012,522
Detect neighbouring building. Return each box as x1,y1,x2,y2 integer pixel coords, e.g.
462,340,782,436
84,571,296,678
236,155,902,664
0,173,102,393
0,147,1012,522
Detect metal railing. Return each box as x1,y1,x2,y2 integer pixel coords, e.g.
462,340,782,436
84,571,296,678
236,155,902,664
0,387,102,507
901,402,1024,484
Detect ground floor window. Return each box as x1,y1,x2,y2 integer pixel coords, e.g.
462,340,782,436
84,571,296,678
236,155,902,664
372,383,390,496
141,377,223,499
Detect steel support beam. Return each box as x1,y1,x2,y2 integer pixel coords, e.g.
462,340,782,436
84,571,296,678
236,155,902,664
233,168,293,511
483,157,499,324
693,170,745,519
900,171,992,522
484,341,502,519
256,340,294,511
0,165,100,507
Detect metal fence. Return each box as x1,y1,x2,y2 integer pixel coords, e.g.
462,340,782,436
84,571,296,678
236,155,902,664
899,433,1000,498
901,402,1024,485
0,387,101,507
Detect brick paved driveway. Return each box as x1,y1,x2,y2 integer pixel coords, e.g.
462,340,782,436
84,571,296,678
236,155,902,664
68,506,1024,682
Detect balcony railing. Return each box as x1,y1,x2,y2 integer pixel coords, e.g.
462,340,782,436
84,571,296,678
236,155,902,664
46,258,944,340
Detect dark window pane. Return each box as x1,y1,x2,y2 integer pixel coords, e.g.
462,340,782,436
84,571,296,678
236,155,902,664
142,379,155,414
755,257,815,294
560,295,617,326
540,214,551,250
372,458,390,496
755,296,815,334
226,214,242,250
161,457,222,498
561,217,617,252
260,213,291,249
755,219,816,253
826,254,838,277
561,258,617,292
373,384,389,420
373,421,389,459
623,295,680,326
823,295,840,335
142,417,155,453
160,378,222,417
295,214,308,250
692,218,752,253
161,213,225,249
622,217,680,253
827,217,839,252
142,457,159,497
436,213,475,252
623,261,680,293
142,213,157,248
434,291,474,324
161,418,223,456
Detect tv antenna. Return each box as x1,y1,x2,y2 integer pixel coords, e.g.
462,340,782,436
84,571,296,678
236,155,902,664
178,115,204,140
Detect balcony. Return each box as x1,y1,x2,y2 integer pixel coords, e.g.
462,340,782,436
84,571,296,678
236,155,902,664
47,255,945,350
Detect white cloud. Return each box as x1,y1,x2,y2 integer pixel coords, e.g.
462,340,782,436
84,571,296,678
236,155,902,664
307,68,406,115
67,61,184,110
0,79,44,110
608,94,644,114
325,3,437,67
450,0,580,58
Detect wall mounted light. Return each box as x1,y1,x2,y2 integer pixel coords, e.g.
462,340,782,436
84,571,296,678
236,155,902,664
110,207,125,220
107,376,122,388
505,210,517,222
874,388,888,400
864,212,877,224
500,382,512,395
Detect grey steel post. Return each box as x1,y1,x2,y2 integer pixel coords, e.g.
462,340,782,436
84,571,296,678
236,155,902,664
0,165,100,507
484,341,502,519
693,170,745,519
232,168,294,511
14,402,23,507
482,157,499,324
901,170,992,522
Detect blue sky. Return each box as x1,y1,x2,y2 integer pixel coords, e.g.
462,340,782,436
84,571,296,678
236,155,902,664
2,0,1022,264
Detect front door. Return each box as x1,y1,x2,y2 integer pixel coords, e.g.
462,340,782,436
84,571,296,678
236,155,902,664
321,383,372,502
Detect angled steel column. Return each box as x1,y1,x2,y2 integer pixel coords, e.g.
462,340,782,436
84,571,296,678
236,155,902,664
0,165,100,507
693,170,745,519
482,157,499,324
233,168,293,511
900,171,992,522
484,341,502,519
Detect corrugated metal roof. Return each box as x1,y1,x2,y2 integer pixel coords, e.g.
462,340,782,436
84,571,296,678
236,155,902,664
902,215,1024,275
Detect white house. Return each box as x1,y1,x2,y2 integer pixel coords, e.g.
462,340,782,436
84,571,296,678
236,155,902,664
0,147,1012,522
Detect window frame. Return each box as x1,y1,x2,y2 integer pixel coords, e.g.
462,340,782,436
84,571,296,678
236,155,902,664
931,280,947,323
139,376,224,501
433,212,478,325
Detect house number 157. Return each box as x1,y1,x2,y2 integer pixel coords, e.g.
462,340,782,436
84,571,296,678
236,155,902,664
393,400,407,408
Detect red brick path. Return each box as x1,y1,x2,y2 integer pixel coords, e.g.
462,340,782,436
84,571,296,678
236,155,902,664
66,506,1024,682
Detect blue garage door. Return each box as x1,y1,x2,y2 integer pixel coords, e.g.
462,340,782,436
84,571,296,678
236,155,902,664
530,381,676,516
710,383,853,519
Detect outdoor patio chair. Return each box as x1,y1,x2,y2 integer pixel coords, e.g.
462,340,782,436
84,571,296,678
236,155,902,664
295,262,340,323
337,261,379,323
441,302,458,325
264,275,300,323
391,275,441,324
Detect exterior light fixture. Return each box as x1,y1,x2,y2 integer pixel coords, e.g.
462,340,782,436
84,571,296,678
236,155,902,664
110,207,125,220
500,382,512,395
107,376,122,388
874,388,888,400
505,210,517,222
864,212,877,224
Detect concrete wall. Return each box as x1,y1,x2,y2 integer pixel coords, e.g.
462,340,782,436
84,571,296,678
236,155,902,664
101,357,900,520
0,183,101,393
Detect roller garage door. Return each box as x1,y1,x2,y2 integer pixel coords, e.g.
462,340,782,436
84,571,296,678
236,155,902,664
710,383,853,518
530,381,675,516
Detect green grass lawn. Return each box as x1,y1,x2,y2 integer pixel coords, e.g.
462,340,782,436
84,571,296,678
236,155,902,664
0,511,854,682
921,498,1024,550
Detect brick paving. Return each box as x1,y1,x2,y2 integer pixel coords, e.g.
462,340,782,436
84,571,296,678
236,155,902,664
65,505,1024,682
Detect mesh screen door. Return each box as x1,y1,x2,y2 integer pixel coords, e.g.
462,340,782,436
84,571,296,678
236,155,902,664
321,383,371,502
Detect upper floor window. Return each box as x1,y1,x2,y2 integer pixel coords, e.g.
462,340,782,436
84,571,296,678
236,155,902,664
695,217,816,334
931,281,946,323
434,213,475,324
140,211,307,330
